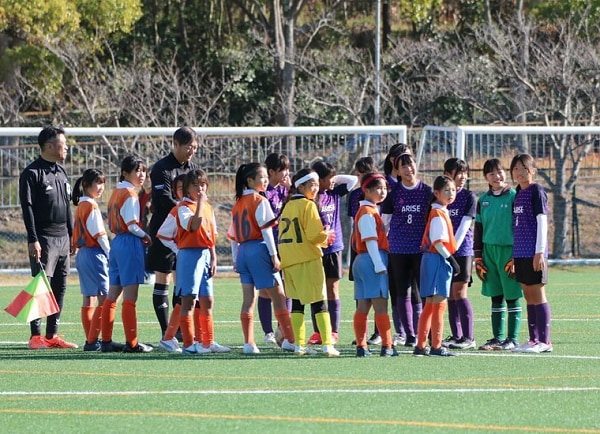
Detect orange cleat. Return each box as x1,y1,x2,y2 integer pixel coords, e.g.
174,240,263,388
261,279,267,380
307,332,322,345
46,336,79,349
28,335,50,350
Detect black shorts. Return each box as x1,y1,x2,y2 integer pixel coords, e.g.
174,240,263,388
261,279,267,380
452,255,473,286
145,236,176,273
348,249,357,281
514,257,548,285
29,234,70,278
387,253,421,300
322,251,343,280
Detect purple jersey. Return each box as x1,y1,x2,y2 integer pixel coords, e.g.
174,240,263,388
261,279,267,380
513,183,548,258
347,188,363,219
264,184,288,242
318,183,349,254
447,188,476,257
382,180,432,254
386,174,398,187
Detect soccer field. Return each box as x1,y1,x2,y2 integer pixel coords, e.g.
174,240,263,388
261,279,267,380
0,267,599,433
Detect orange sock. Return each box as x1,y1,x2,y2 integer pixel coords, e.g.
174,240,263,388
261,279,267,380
100,300,117,343
416,302,434,349
180,315,194,348
375,313,392,348
430,301,447,349
274,309,294,343
164,304,182,341
240,312,254,344
87,305,103,344
353,312,368,348
122,300,138,348
81,306,94,339
200,314,213,347
193,307,202,341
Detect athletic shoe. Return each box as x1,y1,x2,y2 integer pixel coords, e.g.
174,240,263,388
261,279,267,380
28,335,50,350
404,336,417,347
498,338,518,351
264,332,276,344
46,336,79,349
123,342,154,353
209,342,231,353
413,346,430,357
331,332,339,345
356,347,372,357
512,340,537,353
450,337,476,350
307,332,322,345
281,339,296,352
159,337,182,353
442,335,459,348
478,338,503,351
101,340,125,353
380,347,399,357
430,346,456,357
393,333,406,346
83,339,101,352
295,345,317,356
243,343,260,354
519,341,553,353
367,333,382,345
322,345,340,357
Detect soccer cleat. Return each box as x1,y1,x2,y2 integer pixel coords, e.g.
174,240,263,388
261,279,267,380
356,346,372,357
442,335,459,348
404,336,417,347
498,338,518,351
512,340,537,353
46,336,79,349
380,347,399,357
307,332,322,345
367,333,382,345
264,332,277,344
295,345,317,356
83,339,102,352
392,333,406,346
281,339,296,352
413,346,430,357
243,343,260,354
535,342,553,353
101,340,125,353
209,342,231,353
322,345,340,357
430,346,457,357
159,337,182,353
478,338,503,351
449,337,476,350
124,342,154,353
28,335,50,350
331,332,339,345
182,342,210,355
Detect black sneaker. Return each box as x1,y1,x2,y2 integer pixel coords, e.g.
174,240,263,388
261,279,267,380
356,347,372,357
404,336,417,347
430,347,456,357
380,346,399,357
101,340,125,353
123,342,154,353
83,339,101,352
449,337,476,350
413,346,430,357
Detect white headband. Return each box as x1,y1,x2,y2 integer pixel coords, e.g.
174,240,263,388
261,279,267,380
294,172,319,188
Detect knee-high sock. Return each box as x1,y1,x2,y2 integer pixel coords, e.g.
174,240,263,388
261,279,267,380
447,299,460,339
274,309,294,343
240,312,254,345
412,302,423,336
291,312,306,347
506,299,522,341
328,299,341,333
193,306,202,341
535,302,551,344
416,302,434,349
430,301,447,349
87,305,103,344
152,283,169,335
81,306,94,340
456,298,474,341
353,312,368,348
257,296,273,334
491,299,506,340
526,304,538,342
122,300,138,348
164,303,181,341
200,313,213,347
315,312,333,346
101,300,117,343
180,315,194,348
375,313,392,349
397,296,414,337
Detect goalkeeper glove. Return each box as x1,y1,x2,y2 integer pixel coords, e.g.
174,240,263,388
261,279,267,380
504,258,516,279
474,257,487,282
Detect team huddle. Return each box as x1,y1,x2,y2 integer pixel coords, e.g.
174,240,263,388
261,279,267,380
19,126,552,356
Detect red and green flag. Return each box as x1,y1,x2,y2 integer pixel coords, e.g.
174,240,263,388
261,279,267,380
4,270,59,323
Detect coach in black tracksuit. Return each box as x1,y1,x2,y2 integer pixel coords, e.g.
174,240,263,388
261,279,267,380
19,125,76,349
146,127,198,337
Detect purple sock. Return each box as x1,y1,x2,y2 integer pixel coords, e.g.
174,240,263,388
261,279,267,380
535,303,551,344
328,299,341,333
527,304,538,342
412,302,422,336
257,296,273,334
456,298,474,340
447,299,461,339
396,296,414,337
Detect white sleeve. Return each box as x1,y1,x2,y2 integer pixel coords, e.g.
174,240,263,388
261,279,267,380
261,227,277,256
86,207,107,239
434,243,451,259
121,196,141,226
430,216,449,244
255,199,276,228
357,213,378,241
365,239,386,273
160,238,178,255
381,213,392,234
98,234,111,257
535,214,548,254
178,205,194,231
454,216,473,249
230,240,239,264
332,174,358,190
127,223,147,238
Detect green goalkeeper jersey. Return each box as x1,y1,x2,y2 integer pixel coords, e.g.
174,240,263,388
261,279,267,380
475,187,516,247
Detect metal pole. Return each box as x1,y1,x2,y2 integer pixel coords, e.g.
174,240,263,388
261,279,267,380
375,0,381,126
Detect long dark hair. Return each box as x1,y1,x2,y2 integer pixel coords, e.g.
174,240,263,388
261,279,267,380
72,169,105,206
120,156,146,181
234,162,263,200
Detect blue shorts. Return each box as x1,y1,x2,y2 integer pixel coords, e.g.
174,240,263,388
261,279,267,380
419,252,452,298
175,248,213,297
236,240,282,290
353,251,389,300
75,246,109,297
108,233,145,287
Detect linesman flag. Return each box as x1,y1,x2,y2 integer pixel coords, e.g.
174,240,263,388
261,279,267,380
4,269,59,323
